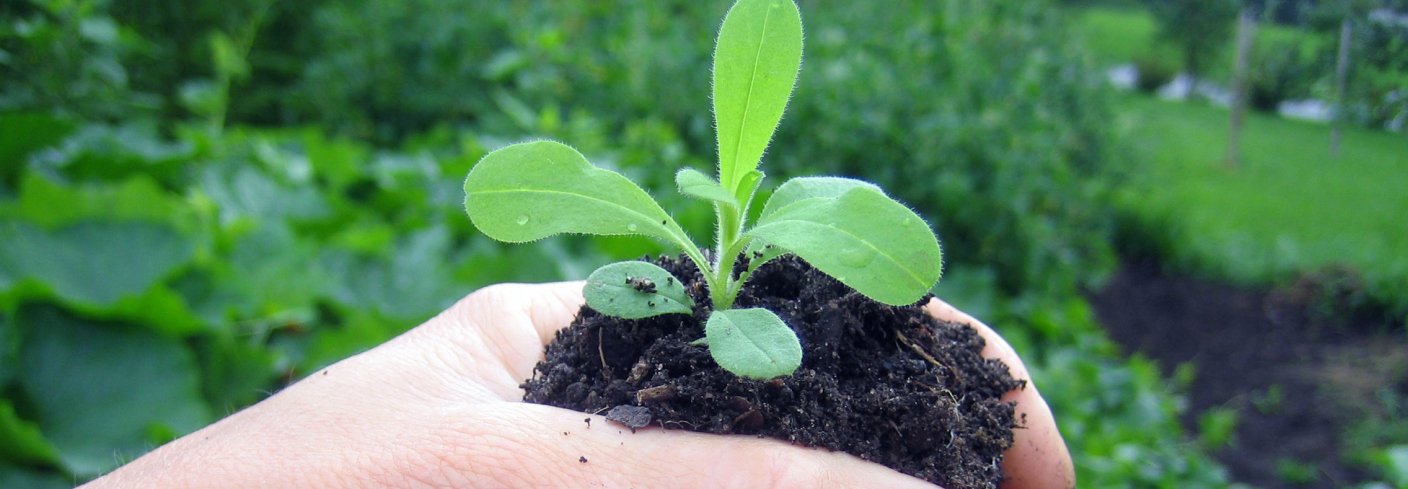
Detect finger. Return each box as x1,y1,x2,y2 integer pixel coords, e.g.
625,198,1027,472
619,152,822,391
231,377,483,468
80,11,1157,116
924,299,1075,489
423,402,940,489
522,281,587,343
396,282,586,401
446,281,586,345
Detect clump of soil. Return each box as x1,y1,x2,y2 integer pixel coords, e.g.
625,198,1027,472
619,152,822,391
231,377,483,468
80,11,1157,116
523,255,1021,489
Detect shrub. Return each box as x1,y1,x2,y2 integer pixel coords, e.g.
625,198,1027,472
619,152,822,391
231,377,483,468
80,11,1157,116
0,0,152,119
1247,34,1321,113
772,0,1123,297
1135,46,1182,92
1145,0,1240,85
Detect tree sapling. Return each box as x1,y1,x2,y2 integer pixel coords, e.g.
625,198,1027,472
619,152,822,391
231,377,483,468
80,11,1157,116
463,0,942,380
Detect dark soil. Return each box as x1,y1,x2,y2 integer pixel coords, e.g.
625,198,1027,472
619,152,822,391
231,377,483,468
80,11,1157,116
1091,259,1408,489
523,255,1021,489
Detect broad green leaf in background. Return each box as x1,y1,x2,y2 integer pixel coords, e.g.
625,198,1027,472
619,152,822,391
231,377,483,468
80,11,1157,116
200,166,331,226
35,124,193,187
18,307,210,478
746,187,942,305
302,131,368,192
759,176,882,218
584,261,694,319
0,113,76,181
0,112,75,192
0,313,12,386
0,400,60,467
195,333,279,412
323,226,462,322
0,220,195,308
0,175,209,334
704,308,801,380
5,173,196,231
212,222,329,321
455,236,591,290
675,168,737,208
713,0,802,197
0,466,70,489
92,284,207,336
464,141,682,246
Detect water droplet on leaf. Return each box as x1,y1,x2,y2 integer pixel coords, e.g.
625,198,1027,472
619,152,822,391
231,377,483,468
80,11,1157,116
516,214,530,225
627,223,639,232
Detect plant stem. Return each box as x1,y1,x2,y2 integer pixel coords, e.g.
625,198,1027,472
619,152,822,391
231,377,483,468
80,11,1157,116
713,196,759,309
662,220,726,309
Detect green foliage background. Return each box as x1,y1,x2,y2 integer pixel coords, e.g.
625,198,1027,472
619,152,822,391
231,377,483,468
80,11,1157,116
0,0,1273,486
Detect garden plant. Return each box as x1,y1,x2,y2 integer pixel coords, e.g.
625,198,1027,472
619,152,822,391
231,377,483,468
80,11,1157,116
464,0,941,380
463,0,1018,487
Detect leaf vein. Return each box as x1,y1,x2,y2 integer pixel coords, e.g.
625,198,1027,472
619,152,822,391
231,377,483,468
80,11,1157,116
725,2,775,190
756,220,929,289
469,188,665,233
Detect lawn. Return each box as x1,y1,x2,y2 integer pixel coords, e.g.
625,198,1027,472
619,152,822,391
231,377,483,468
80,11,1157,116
1114,95,1408,318
1074,6,1330,81
1073,7,1158,66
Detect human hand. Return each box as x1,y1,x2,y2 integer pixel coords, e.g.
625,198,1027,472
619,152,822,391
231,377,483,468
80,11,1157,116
85,282,1073,489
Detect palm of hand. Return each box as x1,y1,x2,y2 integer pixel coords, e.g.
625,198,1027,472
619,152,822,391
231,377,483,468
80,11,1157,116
90,282,1071,489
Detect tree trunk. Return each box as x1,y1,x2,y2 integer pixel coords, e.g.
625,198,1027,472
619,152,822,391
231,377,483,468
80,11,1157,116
1225,9,1257,169
1331,18,1353,157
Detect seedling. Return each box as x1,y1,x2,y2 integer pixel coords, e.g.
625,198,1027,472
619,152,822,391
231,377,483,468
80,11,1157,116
463,0,941,380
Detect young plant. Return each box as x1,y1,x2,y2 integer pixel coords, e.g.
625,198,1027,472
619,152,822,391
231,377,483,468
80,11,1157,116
463,0,941,380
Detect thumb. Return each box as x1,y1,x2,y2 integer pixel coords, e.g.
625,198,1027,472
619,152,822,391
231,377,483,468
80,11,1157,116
437,402,940,489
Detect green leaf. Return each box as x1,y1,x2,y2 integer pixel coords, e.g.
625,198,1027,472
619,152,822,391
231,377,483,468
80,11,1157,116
0,400,60,467
746,187,942,305
18,306,210,478
0,111,75,188
0,220,195,308
209,32,250,80
705,308,801,380
303,131,367,192
227,222,331,315
675,168,737,208
737,169,767,216
760,176,882,218
584,261,694,319
464,141,680,245
0,466,70,489
38,124,192,186
201,166,331,225
323,226,461,322
0,313,13,385
195,333,279,411
4,172,198,231
713,0,803,196
743,237,788,273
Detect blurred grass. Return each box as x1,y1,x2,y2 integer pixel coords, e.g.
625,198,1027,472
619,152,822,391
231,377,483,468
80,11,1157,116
1114,95,1408,318
1075,6,1329,79
1075,7,1158,66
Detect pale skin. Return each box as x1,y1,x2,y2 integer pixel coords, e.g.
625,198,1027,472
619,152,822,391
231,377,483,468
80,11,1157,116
85,282,1074,489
